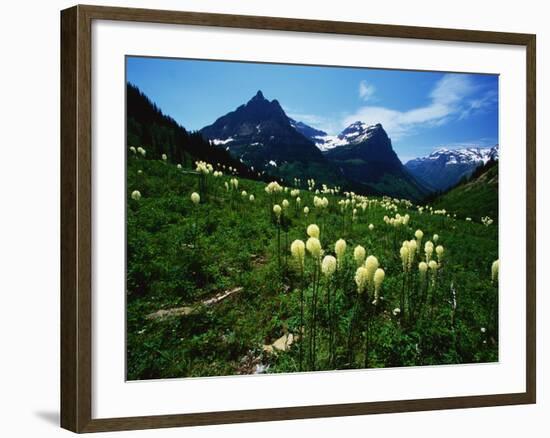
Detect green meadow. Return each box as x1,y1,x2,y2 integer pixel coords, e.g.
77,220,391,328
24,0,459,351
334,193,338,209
126,155,498,380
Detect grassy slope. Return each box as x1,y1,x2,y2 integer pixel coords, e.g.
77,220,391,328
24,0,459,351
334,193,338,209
432,164,498,222
127,156,498,380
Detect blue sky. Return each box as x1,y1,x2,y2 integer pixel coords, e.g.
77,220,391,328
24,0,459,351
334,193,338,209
127,56,499,162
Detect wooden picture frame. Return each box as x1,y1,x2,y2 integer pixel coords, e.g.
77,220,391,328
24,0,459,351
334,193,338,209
61,4,536,433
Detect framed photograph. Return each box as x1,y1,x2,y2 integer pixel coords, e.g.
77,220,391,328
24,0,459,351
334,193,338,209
60,4,536,433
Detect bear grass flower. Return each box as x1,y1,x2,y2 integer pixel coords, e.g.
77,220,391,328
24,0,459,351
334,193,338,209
335,239,346,266
492,259,499,283
162,153,168,161
425,241,434,262
306,237,322,259
137,146,146,157
321,255,337,277
129,146,136,154
418,261,428,282
307,224,320,238
273,204,282,219
355,266,369,294
241,190,247,198
415,229,424,252
364,255,379,285
131,190,141,201
249,194,255,202
373,268,385,304
282,199,289,209
436,245,444,262
290,239,305,268
433,234,439,243
190,192,200,205
428,260,438,285
400,244,409,271
353,245,366,266
369,224,374,231
265,181,283,194
303,206,309,216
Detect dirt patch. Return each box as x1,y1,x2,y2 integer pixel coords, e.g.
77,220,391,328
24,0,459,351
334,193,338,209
250,253,268,267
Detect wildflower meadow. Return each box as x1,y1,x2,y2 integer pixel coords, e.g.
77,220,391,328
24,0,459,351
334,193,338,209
126,151,499,380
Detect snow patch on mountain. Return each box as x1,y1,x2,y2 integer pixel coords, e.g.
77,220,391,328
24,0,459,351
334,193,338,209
315,122,383,151
212,137,234,146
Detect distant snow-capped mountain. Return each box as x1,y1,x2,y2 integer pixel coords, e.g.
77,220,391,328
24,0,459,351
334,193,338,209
413,146,499,165
405,145,499,191
313,121,382,151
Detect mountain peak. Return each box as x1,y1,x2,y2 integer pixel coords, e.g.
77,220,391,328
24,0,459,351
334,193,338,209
345,121,384,134
200,91,328,173
250,90,266,102
315,121,389,152
321,121,427,200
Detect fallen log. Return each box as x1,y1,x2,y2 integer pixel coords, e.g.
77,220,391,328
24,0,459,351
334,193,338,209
146,287,243,320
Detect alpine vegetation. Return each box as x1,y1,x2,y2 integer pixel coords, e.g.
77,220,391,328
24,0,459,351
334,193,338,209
125,60,499,380
127,151,499,379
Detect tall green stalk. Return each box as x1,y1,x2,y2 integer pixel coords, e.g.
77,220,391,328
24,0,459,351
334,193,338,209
308,262,316,369
364,314,371,368
346,294,360,367
295,260,305,372
326,279,334,368
311,261,321,371
276,222,281,277
299,285,304,371
399,271,407,322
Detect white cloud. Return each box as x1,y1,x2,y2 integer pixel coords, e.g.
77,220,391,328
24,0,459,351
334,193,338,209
459,89,498,120
430,74,475,106
436,137,498,148
344,74,492,140
358,80,376,101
